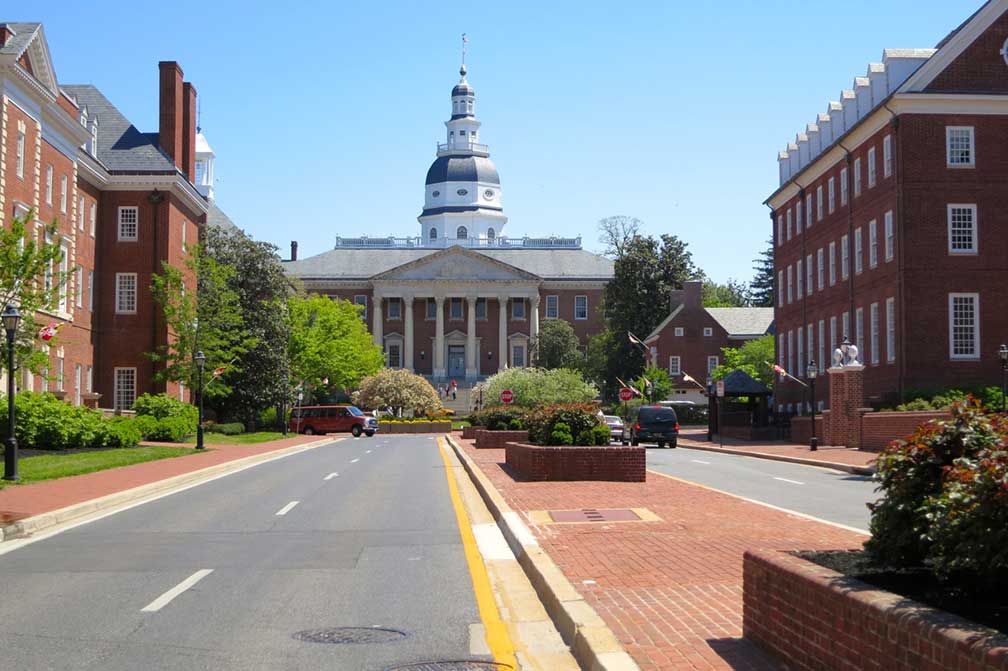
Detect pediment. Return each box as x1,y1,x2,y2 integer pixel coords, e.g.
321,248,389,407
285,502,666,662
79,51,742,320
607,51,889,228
372,246,539,282
4,25,59,96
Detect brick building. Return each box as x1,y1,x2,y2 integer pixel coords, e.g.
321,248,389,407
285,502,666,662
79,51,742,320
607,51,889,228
643,281,774,403
284,62,614,381
0,22,220,410
767,0,1008,413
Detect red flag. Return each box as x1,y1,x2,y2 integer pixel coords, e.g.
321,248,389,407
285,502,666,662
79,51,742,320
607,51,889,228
212,366,226,378
37,323,61,341
627,331,643,346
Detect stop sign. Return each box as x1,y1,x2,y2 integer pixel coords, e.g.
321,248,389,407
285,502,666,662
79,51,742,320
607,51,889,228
500,389,514,405
619,387,634,402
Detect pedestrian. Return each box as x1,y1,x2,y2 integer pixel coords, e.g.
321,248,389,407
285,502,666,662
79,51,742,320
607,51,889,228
451,380,457,400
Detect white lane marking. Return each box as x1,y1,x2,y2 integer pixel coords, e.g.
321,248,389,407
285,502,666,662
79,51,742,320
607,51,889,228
275,501,300,516
472,523,515,561
324,472,339,480
141,569,213,612
691,459,711,465
366,450,372,454
773,477,805,485
350,458,360,464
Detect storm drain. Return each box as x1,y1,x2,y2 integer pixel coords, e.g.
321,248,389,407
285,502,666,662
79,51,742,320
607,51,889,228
291,627,408,644
548,508,641,523
385,662,512,671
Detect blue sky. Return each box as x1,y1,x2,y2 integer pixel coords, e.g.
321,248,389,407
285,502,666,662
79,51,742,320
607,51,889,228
37,0,972,283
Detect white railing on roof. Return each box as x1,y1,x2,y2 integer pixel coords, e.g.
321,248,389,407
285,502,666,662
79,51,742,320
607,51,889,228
333,235,582,250
436,141,490,156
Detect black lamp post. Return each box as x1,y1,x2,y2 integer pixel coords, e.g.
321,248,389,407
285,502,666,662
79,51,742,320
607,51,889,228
3,305,21,481
194,351,205,450
706,376,714,442
999,344,1008,414
807,359,818,451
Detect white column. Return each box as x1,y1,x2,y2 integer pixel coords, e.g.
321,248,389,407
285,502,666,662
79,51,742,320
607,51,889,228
466,295,478,380
530,294,541,350
372,293,383,348
498,295,508,371
403,295,414,372
434,295,445,378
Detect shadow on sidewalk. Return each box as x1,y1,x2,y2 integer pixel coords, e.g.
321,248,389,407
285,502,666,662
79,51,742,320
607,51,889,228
707,637,783,670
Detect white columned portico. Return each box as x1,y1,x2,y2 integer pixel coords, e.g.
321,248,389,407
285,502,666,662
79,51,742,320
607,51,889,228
434,295,446,378
403,295,414,371
372,294,383,347
498,295,508,372
530,294,540,350
466,295,478,380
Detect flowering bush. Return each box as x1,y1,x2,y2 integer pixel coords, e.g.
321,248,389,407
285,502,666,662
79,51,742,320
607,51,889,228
482,368,597,408
354,368,442,416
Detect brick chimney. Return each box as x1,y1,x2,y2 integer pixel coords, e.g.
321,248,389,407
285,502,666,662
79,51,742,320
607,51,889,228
158,61,184,170
290,241,298,261
182,82,197,179
669,279,703,312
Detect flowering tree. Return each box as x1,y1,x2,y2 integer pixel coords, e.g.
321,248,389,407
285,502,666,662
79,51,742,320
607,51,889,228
354,368,442,416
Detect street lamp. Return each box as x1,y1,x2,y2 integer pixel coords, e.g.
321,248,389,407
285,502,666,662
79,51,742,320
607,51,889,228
999,344,1008,413
194,351,205,450
806,359,818,451
3,305,21,481
706,376,714,442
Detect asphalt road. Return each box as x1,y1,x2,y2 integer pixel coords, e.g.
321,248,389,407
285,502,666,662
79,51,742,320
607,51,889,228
0,434,491,670
646,445,879,531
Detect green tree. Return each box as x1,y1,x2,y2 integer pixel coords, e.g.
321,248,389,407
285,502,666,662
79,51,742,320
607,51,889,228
749,240,775,307
354,368,442,416
483,367,597,408
634,366,673,402
710,335,775,389
702,278,750,307
532,318,583,370
149,245,254,403
288,294,383,393
0,210,71,377
580,329,612,390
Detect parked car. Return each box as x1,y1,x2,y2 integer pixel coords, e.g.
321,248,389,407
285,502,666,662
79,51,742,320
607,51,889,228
623,405,679,448
603,415,624,442
289,405,378,437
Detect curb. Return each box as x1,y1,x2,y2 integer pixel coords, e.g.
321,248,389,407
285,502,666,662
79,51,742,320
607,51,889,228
678,441,876,476
0,437,336,543
445,434,642,671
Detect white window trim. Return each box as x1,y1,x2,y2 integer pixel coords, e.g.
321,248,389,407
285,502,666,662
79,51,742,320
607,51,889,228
828,177,835,214
886,297,896,363
817,248,824,290
703,327,713,337
115,272,138,314
948,293,980,360
884,211,894,262
840,167,849,205
867,146,877,188
829,241,836,286
707,355,719,373
574,295,588,321
117,206,139,241
60,175,68,213
816,186,823,221
668,355,681,376
15,131,25,179
511,298,526,320
387,296,402,320
805,254,813,297
113,367,137,412
870,302,880,365
841,235,850,280
354,294,368,320
883,135,892,178
90,203,97,237
45,165,53,205
545,295,559,319
853,157,862,197
674,327,684,337
868,220,878,269
947,204,978,255
946,126,975,168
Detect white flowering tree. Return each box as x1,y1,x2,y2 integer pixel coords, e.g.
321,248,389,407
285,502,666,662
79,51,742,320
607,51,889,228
354,368,442,416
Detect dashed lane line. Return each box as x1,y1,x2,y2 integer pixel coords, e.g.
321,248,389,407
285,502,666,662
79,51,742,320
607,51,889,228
141,569,213,612
275,501,299,516
773,477,805,485
324,472,339,480
690,459,711,464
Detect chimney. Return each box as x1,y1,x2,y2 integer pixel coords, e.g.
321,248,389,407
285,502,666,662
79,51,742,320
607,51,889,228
290,241,298,261
0,25,13,48
158,61,184,170
682,280,703,309
182,82,197,180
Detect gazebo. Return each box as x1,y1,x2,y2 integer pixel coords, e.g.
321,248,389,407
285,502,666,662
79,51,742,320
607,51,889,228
708,370,774,440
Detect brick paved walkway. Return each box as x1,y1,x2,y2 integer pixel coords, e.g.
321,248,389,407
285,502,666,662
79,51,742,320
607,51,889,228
0,434,328,521
458,438,868,671
678,427,877,470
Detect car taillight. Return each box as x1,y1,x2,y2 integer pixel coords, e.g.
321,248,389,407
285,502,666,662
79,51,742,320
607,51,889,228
674,422,680,431
635,423,640,431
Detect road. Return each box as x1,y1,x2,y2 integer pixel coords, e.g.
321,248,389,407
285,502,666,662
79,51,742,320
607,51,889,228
646,445,878,531
0,435,501,670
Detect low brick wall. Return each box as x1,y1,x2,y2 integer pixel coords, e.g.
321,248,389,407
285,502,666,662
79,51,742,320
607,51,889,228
378,421,451,434
860,410,948,451
462,425,479,440
505,442,645,482
789,415,826,445
743,549,1008,671
474,429,528,449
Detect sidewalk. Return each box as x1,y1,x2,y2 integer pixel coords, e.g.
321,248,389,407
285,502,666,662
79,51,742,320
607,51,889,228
456,437,868,671
0,434,327,524
677,427,877,474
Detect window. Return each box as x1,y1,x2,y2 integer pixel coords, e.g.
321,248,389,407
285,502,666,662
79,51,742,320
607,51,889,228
115,273,137,313
354,295,367,320
78,197,85,231
830,316,838,363
669,356,681,376
870,303,879,365
805,254,813,297
948,204,977,254
58,244,69,312
456,226,468,239
796,201,803,233
182,220,187,247
787,265,793,304
574,295,588,320
511,343,525,368
387,297,401,320
786,209,792,241
855,307,864,353
816,186,823,220
787,330,794,375
776,216,783,246
45,165,53,204
841,234,849,279
840,167,849,205
842,312,850,345
113,368,136,411
60,175,68,213
674,327,684,337
88,270,94,311
853,157,862,197
829,241,836,285
884,211,894,262
75,266,83,308
949,293,979,359
805,194,812,229
867,146,877,188
90,203,96,237
118,207,138,241
545,295,558,319
426,298,436,320
475,298,487,320
703,327,713,337
387,343,402,368
777,271,783,307
86,366,93,393
75,364,82,406
883,135,892,178
450,297,463,320
868,220,878,268
707,356,718,373
796,259,803,299
828,177,835,214
807,324,814,370
817,248,824,290
818,320,825,372
946,127,975,167
778,334,785,369
56,356,64,392
886,297,896,363
797,329,803,377
511,298,525,320
15,130,25,179
429,227,437,240
487,227,495,240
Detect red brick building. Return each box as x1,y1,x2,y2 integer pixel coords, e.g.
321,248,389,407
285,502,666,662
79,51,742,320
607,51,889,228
644,281,774,403
768,0,1008,414
1,22,211,410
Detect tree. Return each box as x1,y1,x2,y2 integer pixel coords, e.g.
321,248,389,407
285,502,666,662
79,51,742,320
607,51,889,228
598,215,642,258
0,210,71,377
149,245,254,403
482,367,597,408
710,335,775,389
288,294,383,394
532,319,582,370
749,239,775,307
702,279,751,307
354,368,442,416
634,366,673,403
580,329,612,390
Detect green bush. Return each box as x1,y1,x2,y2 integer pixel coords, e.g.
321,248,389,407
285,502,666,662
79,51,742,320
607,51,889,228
132,393,197,432
0,392,140,449
468,406,528,431
133,415,160,439
550,422,574,446
101,416,143,448
482,368,597,408
592,424,611,445
206,422,244,435
525,403,601,446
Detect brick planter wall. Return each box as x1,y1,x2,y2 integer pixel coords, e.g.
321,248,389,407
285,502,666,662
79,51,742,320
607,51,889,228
860,411,949,451
505,442,645,482
474,429,528,449
462,425,479,440
743,549,1008,671
790,415,825,445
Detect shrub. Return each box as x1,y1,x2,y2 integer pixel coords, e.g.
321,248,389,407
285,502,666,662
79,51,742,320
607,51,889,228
550,422,574,446
101,417,143,448
147,416,192,442
468,406,528,431
525,403,601,446
133,415,160,440
482,367,597,408
206,422,244,435
132,393,198,432
355,368,442,415
0,392,140,449
592,424,611,445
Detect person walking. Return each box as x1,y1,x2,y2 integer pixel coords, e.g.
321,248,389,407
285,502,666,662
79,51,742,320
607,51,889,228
450,380,457,400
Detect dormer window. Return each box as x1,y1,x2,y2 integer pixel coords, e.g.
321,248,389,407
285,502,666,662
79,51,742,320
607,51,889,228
429,227,437,240
459,130,466,136
89,119,98,157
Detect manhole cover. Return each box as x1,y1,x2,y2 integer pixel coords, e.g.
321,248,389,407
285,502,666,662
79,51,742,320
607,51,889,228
549,508,640,523
386,663,512,671
292,627,408,644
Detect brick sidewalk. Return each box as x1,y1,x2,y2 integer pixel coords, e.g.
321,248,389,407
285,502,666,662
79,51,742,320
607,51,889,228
0,434,328,521
677,427,877,470
458,438,868,671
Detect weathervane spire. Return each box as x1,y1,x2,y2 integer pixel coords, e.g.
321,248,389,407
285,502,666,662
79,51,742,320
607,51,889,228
461,33,469,77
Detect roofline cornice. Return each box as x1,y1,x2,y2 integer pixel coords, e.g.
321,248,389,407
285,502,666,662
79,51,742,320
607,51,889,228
102,173,208,216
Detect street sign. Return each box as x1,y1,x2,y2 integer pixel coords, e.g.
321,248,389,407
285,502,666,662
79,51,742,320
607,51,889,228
716,380,725,398
619,387,633,402
500,389,514,404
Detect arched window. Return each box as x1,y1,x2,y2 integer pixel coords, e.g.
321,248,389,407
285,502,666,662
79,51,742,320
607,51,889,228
429,227,438,240
456,226,468,239
487,228,496,241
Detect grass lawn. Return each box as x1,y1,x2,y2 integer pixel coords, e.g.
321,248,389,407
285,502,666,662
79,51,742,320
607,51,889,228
201,431,285,445
2,446,197,487
451,421,471,430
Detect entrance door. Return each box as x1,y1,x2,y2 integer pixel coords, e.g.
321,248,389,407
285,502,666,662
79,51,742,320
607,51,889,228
448,345,466,377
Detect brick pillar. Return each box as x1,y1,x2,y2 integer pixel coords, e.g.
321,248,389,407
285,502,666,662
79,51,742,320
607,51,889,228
847,367,865,449
825,365,865,449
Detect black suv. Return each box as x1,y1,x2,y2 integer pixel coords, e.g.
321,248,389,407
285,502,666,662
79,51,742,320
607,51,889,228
623,405,679,448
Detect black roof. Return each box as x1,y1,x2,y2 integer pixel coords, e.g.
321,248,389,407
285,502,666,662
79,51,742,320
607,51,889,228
452,82,474,96
721,370,772,397
420,204,504,217
425,155,500,186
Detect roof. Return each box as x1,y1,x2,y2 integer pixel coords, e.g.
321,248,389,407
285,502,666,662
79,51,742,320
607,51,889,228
425,155,500,186
62,84,176,173
283,246,614,281
721,369,771,397
0,22,39,57
705,307,775,338
207,203,239,233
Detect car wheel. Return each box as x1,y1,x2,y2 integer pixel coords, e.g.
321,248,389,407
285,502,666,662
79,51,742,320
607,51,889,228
656,441,665,449
351,425,362,437
365,431,375,437
621,440,629,446
631,437,639,446
303,426,315,435
668,439,677,449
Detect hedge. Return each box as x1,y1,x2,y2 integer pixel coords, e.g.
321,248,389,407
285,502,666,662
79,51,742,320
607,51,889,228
0,392,141,450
